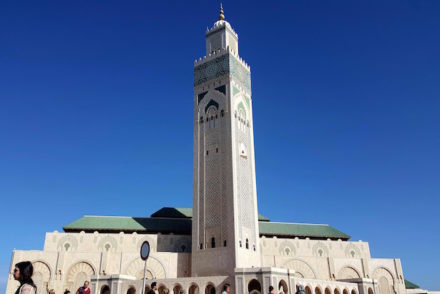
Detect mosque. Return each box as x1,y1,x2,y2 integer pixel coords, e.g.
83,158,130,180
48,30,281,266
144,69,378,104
6,6,434,294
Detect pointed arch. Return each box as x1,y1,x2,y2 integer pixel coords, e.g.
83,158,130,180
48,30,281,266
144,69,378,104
282,259,316,279
124,256,166,279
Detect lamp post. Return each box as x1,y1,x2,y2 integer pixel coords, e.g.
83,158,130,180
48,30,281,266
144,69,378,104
140,241,150,294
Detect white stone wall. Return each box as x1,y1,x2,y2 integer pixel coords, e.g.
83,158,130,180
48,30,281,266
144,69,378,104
259,237,406,294
6,232,191,294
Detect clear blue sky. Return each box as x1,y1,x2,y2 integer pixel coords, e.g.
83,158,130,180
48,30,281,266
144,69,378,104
0,0,439,292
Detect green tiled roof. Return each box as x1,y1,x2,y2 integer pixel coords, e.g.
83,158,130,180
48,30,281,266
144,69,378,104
259,221,350,240
64,208,350,240
150,207,270,222
405,280,420,289
151,207,193,218
64,216,191,234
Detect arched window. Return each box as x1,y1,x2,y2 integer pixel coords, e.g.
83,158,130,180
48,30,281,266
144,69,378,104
207,106,218,129
211,237,216,248
64,243,71,252
205,284,215,294
224,240,227,247
246,239,249,249
104,243,111,252
248,279,261,293
189,285,199,294
101,285,110,294
278,280,288,294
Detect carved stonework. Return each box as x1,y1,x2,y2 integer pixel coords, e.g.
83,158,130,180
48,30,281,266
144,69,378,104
283,259,316,279
125,257,166,279
337,266,361,279
64,262,95,293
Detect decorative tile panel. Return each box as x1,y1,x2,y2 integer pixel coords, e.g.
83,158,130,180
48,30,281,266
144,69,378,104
194,53,251,93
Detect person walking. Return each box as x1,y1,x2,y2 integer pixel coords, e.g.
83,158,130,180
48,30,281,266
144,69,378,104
147,282,157,294
76,281,91,294
222,284,230,294
13,261,37,294
269,286,275,294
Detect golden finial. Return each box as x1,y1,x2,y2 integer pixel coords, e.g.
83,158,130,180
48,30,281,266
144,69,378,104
219,3,225,21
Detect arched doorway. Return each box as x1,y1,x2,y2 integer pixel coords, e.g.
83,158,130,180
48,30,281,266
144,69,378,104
334,289,341,294
279,280,288,294
305,286,312,294
174,284,184,294
343,289,349,294
205,284,215,294
189,284,200,294
325,288,331,294
368,288,374,294
127,287,136,294
145,286,151,294
351,290,357,294
315,287,322,294
248,279,262,294
159,285,170,294
378,277,391,294
101,285,110,294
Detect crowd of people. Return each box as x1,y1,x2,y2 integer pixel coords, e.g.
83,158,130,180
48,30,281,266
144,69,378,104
12,260,278,294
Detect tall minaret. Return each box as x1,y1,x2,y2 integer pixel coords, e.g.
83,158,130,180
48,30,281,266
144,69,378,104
192,6,260,277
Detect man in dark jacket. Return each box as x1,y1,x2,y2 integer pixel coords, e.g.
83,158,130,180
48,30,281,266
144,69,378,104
147,282,157,294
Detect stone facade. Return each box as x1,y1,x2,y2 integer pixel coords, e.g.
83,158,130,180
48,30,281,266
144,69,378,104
7,232,409,294
6,8,430,294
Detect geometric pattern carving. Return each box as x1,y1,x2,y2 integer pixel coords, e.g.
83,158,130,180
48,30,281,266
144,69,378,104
337,266,361,279
194,54,229,87
194,54,250,92
64,262,95,293
236,116,256,244
57,235,78,252
372,267,394,283
282,259,316,279
125,257,166,279
344,244,361,258
98,235,118,252
373,267,395,294
312,242,329,257
278,240,296,256
32,261,51,294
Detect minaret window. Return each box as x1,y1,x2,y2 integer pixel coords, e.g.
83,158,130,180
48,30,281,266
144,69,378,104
211,237,216,248
200,243,203,250
238,108,247,132
224,240,227,247
207,106,218,128
246,239,249,249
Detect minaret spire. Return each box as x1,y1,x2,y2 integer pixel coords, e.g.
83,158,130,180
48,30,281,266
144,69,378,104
219,3,225,20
